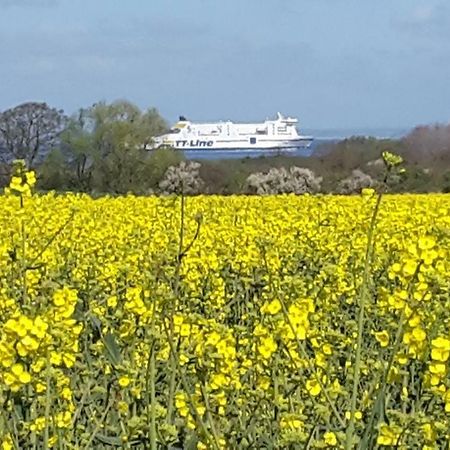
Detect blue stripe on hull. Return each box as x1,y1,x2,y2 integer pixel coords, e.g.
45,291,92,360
175,144,312,151
179,149,302,153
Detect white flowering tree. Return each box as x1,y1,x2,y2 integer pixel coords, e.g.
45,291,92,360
337,169,376,194
245,166,322,195
159,161,204,194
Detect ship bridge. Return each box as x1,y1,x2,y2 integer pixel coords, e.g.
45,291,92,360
276,112,298,125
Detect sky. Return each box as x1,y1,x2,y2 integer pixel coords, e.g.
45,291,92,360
0,0,449,130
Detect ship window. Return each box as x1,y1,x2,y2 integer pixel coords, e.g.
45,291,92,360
170,128,181,134
250,137,256,144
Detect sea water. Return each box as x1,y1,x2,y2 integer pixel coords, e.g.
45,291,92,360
182,138,331,160
182,127,409,160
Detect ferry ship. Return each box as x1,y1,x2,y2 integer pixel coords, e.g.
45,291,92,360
152,113,313,151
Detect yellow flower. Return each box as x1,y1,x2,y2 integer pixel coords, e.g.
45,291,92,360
25,171,37,187
257,336,277,359
345,411,362,420
107,295,118,308
180,323,191,337
11,363,31,382
377,424,401,446
411,327,426,342
4,363,32,391
175,392,189,417
431,337,450,362
35,382,46,393
382,151,403,167
118,376,131,387
55,411,71,428
261,299,282,315
1,434,13,450
61,387,72,401
374,330,389,348
422,423,436,442
215,391,227,406
402,259,418,277
324,431,337,446
30,417,46,432
9,176,23,190
210,373,228,390
206,331,221,346
429,362,446,376
322,344,332,355
62,352,76,368
50,352,62,366
418,236,436,251
306,378,321,397
17,335,40,357
118,401,128,414
280,415,303,430
31,316,48,339
361,187,375,197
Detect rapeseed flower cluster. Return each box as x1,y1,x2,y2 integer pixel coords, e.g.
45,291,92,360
4,160,36,197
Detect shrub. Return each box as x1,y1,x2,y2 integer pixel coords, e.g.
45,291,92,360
337,169,377,194
159,161,204,194
245,166,322,194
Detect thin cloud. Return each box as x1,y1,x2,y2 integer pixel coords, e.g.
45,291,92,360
409,5,438,24
0,0,58,7
395,2,450,37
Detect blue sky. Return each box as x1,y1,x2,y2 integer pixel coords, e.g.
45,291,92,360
0,0,449,129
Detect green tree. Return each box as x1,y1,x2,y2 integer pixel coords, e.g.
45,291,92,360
60,108,95,191
62,100,175,194
37,149,70,191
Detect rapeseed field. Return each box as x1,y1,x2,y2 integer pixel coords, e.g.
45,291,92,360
1,160,450,449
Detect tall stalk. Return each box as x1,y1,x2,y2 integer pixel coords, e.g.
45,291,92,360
146,295,157,450
345,192,383,449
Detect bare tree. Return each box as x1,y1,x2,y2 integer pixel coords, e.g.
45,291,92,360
0,102,67,168
403,124,450,167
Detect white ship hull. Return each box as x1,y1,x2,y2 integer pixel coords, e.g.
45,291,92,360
151,113,313,152
161,137,312,151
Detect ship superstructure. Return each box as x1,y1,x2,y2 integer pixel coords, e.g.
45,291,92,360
152,113,313,151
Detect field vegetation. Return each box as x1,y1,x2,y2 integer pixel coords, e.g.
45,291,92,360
1,154,450,448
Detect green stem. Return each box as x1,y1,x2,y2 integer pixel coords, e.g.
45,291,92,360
20,200,27,306
81,396,114,450
166,358,177,424
162,320,220,450
200,384,221,446
149,348,156,450
43,354,52,450
345,192,383,450
146,297,157,450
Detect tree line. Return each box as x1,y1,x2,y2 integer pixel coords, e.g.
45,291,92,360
1,100,450,195
0,100,184,194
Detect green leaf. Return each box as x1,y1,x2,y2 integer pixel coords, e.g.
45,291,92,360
183,434,199,450
102,332,122,367
95,434,141,447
